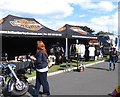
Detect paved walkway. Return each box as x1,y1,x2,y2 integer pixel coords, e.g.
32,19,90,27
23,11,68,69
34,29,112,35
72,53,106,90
5,61,118,96
29,62,118,96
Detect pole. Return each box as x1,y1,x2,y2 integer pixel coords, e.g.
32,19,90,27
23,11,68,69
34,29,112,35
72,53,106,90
65,38,68,60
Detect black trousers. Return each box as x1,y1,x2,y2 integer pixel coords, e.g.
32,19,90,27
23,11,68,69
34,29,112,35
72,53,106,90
34,71,50,97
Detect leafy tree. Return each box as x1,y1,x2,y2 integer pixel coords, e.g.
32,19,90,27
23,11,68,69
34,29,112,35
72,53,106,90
79,26,95,34
96,31,114,35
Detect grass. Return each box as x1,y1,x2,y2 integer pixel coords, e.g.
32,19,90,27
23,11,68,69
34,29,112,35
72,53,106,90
5,58,104,81
25,58,104,78
26,71,36,78
48,64,66,73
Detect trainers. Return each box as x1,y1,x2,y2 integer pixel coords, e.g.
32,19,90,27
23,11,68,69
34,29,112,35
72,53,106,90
109,68,112,71
113,66,115,71
39,91,43,94
113,68,115,71
41,93,49,97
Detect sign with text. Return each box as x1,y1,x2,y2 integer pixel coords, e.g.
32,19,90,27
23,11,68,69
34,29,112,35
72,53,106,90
10,19,44,31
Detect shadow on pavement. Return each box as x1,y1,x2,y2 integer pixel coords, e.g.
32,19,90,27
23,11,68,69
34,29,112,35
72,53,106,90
73,69,81,72
87,67,109,71
108,93,113,97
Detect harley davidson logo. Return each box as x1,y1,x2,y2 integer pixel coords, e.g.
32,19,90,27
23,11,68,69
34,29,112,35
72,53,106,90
10,19,44,31
70,27,87,35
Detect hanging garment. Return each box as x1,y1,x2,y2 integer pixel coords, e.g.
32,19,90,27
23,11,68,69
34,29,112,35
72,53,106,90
69,44,76,56
88,46,95,57
76,44,81,54
80,44,85,58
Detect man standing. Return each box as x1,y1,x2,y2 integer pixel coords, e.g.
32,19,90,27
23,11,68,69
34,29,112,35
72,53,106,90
109,45,117,71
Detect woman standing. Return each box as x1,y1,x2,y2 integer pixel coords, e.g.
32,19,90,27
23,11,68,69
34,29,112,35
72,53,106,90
32,40,50,97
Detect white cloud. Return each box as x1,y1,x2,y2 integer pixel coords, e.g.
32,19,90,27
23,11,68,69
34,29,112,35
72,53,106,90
0,0,117,19
46,12,118,35
79,14,86,18
0,12,6,19
69,0,117,12
97,1,117,12
112,12,118,33
91,16,112,27
89,12,118,34
0,0,74,17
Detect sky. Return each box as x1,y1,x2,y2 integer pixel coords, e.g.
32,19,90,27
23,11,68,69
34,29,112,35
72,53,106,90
0,0,119,35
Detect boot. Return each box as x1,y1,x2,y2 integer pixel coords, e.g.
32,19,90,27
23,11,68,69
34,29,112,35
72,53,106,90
113,64,115,71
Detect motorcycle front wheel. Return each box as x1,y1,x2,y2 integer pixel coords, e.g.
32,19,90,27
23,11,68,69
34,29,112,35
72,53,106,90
8,79,29,96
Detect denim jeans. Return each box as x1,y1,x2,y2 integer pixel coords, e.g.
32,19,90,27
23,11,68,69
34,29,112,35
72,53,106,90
34,71,50,97
109,56,116,70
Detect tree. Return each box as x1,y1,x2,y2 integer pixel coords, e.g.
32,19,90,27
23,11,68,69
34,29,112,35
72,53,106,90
96,31,114,35
79,26,95,34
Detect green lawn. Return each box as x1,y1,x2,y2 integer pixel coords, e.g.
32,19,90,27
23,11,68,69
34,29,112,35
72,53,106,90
25,59,104,78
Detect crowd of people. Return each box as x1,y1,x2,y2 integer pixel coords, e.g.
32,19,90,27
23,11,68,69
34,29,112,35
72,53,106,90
47,41,103,68
46,40,118,73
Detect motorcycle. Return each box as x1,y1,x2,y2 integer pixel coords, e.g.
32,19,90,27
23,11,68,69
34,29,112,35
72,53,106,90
0,55,29,96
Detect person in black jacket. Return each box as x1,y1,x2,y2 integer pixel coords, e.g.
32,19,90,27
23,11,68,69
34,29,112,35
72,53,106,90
109,45,117,71
55,42,64,65
31,40,50,97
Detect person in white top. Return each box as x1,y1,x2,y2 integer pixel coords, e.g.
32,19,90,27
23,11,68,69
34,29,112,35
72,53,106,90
88,45,95,57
